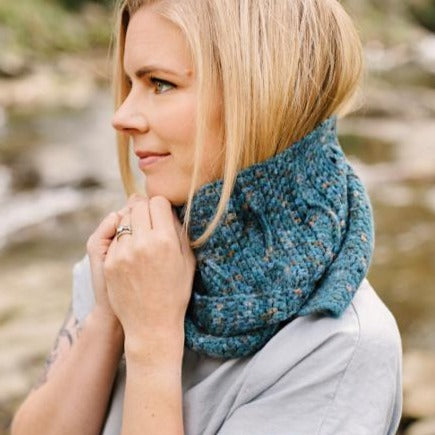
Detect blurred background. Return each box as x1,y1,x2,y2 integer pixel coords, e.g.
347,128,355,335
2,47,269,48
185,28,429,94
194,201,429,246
0,0,434,433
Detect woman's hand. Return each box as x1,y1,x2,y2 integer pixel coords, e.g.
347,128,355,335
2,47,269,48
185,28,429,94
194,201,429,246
85,196,138,326
102,194,196,358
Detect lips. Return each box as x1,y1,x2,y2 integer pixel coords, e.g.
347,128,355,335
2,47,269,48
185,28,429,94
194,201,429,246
138,153,171,170
134,150,171,159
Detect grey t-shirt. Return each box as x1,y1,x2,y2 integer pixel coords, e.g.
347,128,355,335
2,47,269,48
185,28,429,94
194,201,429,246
72,254,402,435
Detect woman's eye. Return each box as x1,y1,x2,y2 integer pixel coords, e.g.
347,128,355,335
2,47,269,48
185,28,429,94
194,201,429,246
150,77,174,94
124,76,174,94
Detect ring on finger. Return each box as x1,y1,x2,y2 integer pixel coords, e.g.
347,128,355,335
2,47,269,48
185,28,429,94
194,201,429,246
116,224,132,240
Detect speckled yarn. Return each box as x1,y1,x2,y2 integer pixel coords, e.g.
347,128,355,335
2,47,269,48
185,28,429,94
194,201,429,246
173,115,374,359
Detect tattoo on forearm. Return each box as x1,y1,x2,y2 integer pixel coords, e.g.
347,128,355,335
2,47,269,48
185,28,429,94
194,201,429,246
59,327,73,346
74,316,83,339
31,302,83,392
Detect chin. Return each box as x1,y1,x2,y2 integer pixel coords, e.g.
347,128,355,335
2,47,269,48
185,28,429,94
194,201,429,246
144,183,187,206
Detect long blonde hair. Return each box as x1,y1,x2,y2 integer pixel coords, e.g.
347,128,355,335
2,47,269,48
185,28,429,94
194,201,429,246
110,0,364,249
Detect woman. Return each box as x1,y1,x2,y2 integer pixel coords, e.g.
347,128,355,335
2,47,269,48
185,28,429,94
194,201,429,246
11,0,402,434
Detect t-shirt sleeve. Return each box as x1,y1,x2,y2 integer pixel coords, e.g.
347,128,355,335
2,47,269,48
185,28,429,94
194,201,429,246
216,288,402,435
71,253,96,323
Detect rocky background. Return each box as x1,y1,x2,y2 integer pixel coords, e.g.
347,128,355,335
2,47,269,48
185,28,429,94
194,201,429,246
0,0,435,433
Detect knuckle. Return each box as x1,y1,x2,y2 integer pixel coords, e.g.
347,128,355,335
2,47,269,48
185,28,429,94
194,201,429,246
103,258,113,273
149,195,168,207
86,236,95,253
156,233,174,250
133,240,148,254
118,250,134,267
117,206,129,216
128,193,147,205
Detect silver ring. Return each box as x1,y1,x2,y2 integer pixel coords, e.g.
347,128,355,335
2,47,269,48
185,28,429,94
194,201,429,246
116,224,132,240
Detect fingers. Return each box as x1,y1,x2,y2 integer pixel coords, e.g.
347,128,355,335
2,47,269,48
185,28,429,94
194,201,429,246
114,207,133,245
147,196,171,231
86,212,119,256
116,193,145,221
127,193,148,207
88,194,148,254
147,196,178,235
130,200,153,240
117,206,130,218
95,212,119,239
116,195,193,259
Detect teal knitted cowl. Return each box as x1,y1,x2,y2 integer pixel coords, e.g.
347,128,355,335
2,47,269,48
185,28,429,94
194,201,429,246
173,115,374,359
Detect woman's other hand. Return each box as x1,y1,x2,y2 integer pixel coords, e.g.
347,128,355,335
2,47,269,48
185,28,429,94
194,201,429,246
85,194,140,325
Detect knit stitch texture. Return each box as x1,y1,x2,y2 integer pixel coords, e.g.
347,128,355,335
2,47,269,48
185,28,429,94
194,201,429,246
173,115,375,359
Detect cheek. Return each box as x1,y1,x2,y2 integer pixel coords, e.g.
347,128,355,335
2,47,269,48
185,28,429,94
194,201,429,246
201,104,224,178
151,97,197,172
152,96,196,147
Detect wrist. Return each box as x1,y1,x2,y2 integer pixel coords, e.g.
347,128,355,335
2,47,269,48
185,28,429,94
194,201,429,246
90,307,124,342
124,328,185,368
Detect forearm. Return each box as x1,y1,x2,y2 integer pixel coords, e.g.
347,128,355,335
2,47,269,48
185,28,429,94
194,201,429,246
11,308,124,435
122,331,185,435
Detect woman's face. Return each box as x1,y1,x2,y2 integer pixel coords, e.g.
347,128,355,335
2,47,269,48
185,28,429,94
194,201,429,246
112,5,224,206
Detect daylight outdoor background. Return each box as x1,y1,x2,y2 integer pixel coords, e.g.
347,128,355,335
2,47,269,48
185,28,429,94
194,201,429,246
1,0,434,433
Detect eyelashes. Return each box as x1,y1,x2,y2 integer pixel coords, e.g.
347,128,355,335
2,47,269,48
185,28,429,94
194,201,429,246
124,76,175,94
150,77,175,93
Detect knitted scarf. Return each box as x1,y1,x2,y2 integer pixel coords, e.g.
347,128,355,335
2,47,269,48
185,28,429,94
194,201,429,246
173,115,374,360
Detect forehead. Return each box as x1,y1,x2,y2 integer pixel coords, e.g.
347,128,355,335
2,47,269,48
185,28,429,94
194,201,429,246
124,6,193,75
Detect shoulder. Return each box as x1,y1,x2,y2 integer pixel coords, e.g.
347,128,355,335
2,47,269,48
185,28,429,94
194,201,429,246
243,278,401,385
294,277,402,369
332,277,403,373
349,278,402,352
316,278,403,434
218,279,402,435
344,278,402,367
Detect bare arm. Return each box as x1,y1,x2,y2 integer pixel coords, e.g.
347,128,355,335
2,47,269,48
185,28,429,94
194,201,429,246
11,302,124,435
30,302,82,391
121,329,185,435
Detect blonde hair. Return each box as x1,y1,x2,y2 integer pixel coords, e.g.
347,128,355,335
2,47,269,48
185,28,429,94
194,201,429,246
111,0,364,249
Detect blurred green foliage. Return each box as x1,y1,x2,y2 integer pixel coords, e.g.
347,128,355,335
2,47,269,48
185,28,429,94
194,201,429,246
1,0,434,59
56,0,113,12
0,0,113,57
407,0,435,32
341,0,427,46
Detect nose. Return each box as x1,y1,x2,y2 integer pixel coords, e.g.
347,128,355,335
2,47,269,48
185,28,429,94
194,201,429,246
111,96,149,134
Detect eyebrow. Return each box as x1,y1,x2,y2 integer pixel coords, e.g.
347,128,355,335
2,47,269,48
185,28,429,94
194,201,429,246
125,64,191,79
